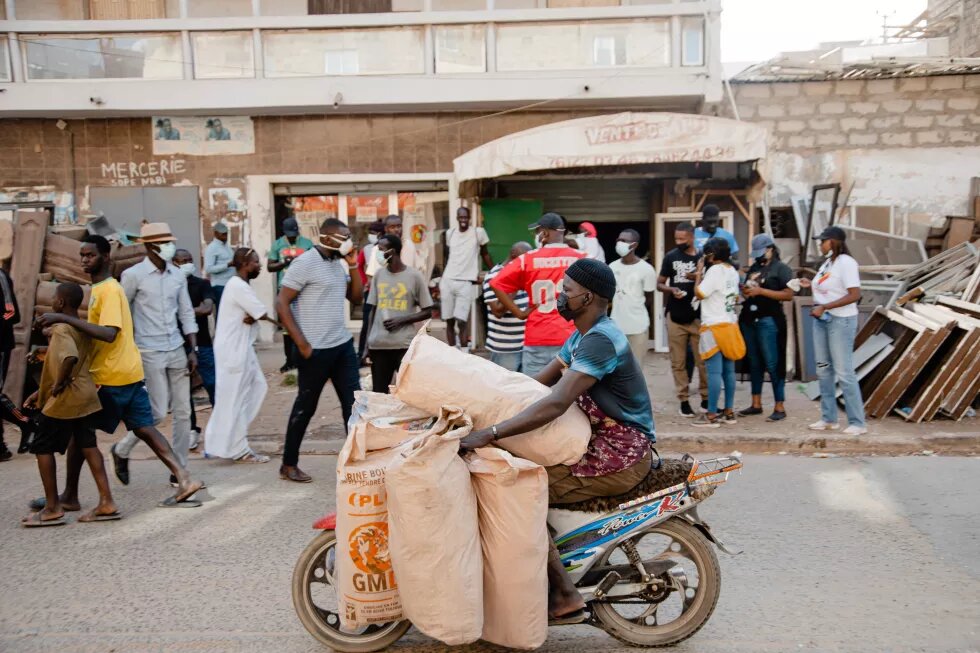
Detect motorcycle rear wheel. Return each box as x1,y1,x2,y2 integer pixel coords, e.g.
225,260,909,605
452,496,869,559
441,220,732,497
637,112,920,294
292,530,411,653
592,517,721,648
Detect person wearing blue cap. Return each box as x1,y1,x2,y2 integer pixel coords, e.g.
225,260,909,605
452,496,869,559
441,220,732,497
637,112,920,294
738,233,794,422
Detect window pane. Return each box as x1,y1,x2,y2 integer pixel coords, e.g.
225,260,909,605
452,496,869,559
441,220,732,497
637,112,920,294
13,0,87,19
259,0,309,14
23,34,183,80
434,25,486,73
263,28,425,77
193,31,255,79
188,0,254,17
0,42,9,81
496,19,670,71
681,16,704,66
431,0,486,9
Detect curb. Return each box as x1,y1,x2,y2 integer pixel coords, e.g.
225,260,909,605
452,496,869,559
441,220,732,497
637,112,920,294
657,431,980,455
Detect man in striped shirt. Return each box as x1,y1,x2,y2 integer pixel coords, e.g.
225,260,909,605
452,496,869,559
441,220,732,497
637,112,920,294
483,241,532,372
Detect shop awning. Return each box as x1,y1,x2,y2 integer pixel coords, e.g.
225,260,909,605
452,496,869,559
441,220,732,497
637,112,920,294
453,111,769,186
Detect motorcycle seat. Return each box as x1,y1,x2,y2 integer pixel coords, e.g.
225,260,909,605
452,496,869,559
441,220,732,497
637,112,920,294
551,458,693,513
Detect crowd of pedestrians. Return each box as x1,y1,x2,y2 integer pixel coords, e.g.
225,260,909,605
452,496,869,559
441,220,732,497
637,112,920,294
5,202,867,526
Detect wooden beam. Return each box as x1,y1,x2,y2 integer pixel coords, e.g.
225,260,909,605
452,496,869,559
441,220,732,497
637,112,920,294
3,211,47,405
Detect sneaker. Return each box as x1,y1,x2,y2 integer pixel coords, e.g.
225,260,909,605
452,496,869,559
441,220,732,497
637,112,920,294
738,406,763,417
0,444,11,462
679,401,696,418
721,411,738,425
169,474,179,488
701,399,708,411
842,425,868,436
188,429,200,451
808,420,840,431
692,413,721,429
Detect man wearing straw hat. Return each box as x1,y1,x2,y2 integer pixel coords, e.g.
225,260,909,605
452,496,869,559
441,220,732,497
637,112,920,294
112,222,200,489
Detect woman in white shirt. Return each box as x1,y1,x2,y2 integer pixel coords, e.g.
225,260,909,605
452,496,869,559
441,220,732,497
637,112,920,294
799,227,866,435
692,237,744,428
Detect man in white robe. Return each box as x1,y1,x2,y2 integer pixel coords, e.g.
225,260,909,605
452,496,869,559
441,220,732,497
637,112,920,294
205,249,277,463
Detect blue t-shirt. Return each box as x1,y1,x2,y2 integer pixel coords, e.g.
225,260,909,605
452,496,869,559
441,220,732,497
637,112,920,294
694,227,739,256
558,315,655,440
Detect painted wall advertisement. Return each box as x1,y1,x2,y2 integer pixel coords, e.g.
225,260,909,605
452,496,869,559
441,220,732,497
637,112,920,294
152,116,255,156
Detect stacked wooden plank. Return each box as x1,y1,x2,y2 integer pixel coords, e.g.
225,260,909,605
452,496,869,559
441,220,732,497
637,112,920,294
887,242,979,302
841,298,980,423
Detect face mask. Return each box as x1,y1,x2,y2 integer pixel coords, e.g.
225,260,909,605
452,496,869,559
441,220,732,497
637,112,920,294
179,262,196,277
823,247,833,259
321,234,354,256
615,242,633,258
367,234,379,245
556,291,589,322
248,267,260,280
156,242,176,263
374,248,391,267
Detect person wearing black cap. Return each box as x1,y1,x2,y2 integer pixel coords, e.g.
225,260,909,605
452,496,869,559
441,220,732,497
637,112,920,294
269,217,314,372
799,226,866,435
694,204,739,263
490,212,586,376
461,258,655,624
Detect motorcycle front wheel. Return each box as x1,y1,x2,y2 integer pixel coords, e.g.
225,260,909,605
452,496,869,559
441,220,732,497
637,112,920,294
292,530,411,653
592,517,721,648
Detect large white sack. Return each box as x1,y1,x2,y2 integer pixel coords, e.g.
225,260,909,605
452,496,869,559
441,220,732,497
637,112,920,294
466,447,549,650
386,406,484,646
347,391,435,454
335,431,421,629
392,330,590,466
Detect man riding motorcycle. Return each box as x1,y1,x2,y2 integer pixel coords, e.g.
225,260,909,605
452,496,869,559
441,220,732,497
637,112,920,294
460,258,656,625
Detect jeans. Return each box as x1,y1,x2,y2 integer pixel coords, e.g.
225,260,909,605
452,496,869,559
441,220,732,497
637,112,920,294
189,346,215,433
490,350,522,373
116,346,192,467
813,314,865,427
283,338,360,467
704,351,736,415
521,345,562,379
741,317,785,403
370,348,406,394
357,304,373,359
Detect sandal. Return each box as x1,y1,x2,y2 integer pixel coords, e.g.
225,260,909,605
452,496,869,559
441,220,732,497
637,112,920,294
737,406,763,416
548,609,587,626
21,511,66,528
78,509,122,523
767,411,787,422
235,451,271,464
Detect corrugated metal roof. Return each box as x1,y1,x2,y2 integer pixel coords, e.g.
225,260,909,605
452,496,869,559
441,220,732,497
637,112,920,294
732,56,980,83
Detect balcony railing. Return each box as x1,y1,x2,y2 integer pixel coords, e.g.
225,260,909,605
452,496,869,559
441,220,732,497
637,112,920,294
0,1,714,83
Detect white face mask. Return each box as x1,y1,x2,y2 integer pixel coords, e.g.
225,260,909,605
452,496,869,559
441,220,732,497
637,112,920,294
321,234,354,256
375,248,391,267
179,262,196,277
615,241,634,258
367,234,379,245
156,242,177,263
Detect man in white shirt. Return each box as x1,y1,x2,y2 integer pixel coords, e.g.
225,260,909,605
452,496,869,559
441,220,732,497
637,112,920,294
440,207,493,351
609,229,657,364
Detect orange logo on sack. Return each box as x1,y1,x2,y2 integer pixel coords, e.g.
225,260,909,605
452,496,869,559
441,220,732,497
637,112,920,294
348,522,391,575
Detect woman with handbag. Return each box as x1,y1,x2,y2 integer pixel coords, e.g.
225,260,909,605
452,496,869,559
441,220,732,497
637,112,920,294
692,237,745,428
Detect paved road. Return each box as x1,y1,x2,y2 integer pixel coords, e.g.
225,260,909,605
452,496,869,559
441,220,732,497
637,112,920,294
0,453,977,652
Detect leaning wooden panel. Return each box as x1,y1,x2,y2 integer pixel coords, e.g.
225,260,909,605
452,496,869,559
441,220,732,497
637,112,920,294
855,307,889,349
2,210,47,405
923,332,980,421
865,325,954,419
939,339,980,420
901,325,975,422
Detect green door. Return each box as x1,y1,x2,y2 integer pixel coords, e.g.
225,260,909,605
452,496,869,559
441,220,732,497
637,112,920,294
481,199,543,267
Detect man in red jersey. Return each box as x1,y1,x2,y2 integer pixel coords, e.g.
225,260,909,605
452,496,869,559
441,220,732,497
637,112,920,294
490,213,586,376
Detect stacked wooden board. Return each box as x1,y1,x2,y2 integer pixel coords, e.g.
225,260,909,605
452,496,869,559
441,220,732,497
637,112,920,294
848,299,980,422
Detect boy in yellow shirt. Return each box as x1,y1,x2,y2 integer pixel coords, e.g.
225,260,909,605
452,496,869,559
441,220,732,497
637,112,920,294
23,283,119,526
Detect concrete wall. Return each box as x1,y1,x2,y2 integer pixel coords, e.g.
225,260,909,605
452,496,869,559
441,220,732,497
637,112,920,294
929,0,980,57
719,74,980,222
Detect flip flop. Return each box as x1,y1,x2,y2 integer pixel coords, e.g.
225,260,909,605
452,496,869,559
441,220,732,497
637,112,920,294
173,480,205,504
548,609,587,626
234,451,270,464
21,512,67,528
158,496,202,508
78,509,122,523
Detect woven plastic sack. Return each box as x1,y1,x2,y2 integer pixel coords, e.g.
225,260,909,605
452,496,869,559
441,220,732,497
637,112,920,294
347,391,435,454
466,447,549,650
386,406,483,645
392,330,590,466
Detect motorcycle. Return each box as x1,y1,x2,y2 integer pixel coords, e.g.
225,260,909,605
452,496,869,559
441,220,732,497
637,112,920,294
292,454,742,651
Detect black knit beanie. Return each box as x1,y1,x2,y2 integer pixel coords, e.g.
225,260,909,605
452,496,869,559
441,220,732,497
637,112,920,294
566,258,616,300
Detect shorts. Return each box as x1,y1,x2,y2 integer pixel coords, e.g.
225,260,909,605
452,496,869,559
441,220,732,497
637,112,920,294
94,381,156,433
439,278,477,323
29,414,98,455
546,449,652,505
